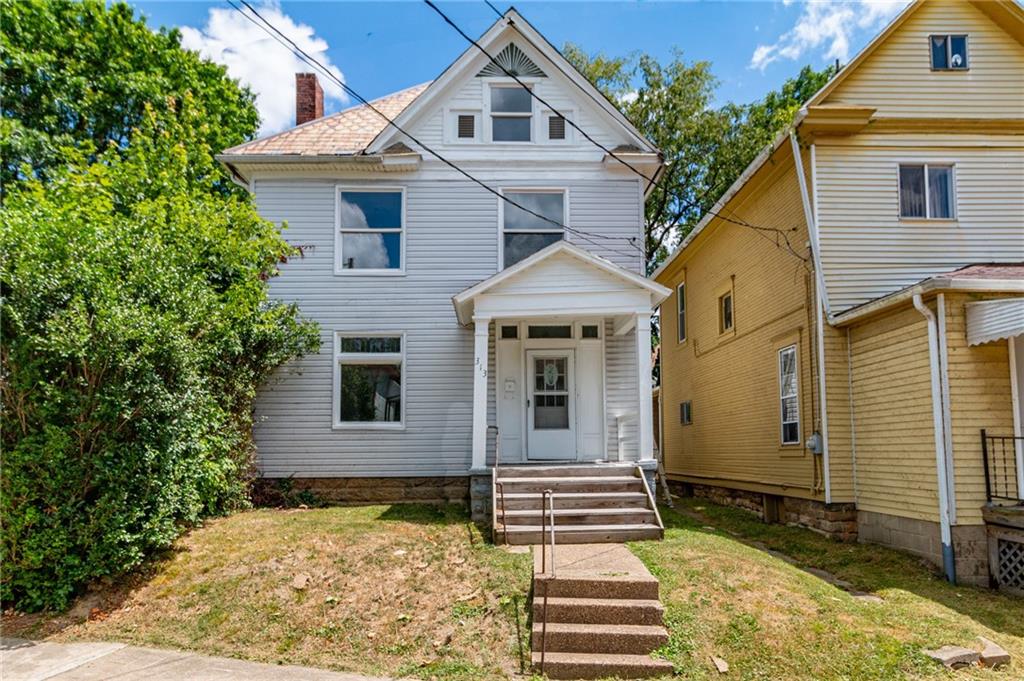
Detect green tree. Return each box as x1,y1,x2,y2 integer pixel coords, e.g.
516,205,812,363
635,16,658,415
0,99,319,611
564,45,835,271
0,0,259,190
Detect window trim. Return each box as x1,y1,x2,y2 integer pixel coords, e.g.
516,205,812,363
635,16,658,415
332,332,406,430
928,34,969,71
896,162,957,221
498,187,568,270
680,400,692,426
719,290,734,335
676,282,687,343
778,344,800,446
334,186,407,276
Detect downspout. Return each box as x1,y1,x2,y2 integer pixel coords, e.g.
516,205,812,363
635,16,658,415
913,293,956,584
791,133,832,502
936,294,956,524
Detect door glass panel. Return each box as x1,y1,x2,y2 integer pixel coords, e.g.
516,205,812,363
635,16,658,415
534,357,568,430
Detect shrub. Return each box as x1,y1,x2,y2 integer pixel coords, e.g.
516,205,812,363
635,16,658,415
0,103,319,611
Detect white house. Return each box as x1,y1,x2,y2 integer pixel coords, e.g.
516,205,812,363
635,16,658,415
218,9,670,538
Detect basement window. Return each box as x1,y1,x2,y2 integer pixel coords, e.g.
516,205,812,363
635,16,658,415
930,34,968,70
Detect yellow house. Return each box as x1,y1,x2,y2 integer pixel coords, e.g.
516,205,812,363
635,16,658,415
653,0,1024,590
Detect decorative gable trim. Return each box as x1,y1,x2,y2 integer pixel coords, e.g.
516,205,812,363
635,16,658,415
476,42,546,77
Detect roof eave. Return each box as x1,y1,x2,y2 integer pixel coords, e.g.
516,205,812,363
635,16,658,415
831,278,1024,326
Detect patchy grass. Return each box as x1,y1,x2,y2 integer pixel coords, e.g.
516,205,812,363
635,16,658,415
2,505,532,680
6,498,1023,681
630,497,1024,680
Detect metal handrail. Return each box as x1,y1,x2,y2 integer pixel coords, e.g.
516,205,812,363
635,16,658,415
982,429,1023,503
539,487,555,675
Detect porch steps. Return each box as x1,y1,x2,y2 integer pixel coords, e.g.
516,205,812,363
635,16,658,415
531,544,673,679
493,464,663,545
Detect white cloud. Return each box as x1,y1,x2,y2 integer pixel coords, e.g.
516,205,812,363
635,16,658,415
750,0,909,71
180,3,347,134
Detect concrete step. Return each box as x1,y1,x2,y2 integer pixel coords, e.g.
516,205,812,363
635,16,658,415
495,476,643,494
499,507,658,526
497,465,637,478
498,523,663,545
532,596,664,625
531,652,674,679
531,622,669,655
534,574,659,600
498,491,651,511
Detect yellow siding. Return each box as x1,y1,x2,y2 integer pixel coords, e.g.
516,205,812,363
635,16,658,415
816,134,1024,312
823,322,855,503
848,304,940,521
943,292,1018,525
824,0,1024,119
658,152,825,500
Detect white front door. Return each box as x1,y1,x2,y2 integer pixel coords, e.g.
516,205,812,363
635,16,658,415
526,350,576,460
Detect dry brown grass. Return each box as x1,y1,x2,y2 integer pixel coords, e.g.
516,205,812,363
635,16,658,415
2,505,532,680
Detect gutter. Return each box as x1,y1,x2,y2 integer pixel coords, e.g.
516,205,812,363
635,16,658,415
912,293,956,584
832,278,1024,327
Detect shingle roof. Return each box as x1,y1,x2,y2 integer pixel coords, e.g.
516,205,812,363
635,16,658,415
940,263,1024,280
222,82,431,156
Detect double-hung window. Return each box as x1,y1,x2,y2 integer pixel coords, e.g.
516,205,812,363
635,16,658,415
334,335,403,427
502,190,565,267
898,164,955,219
778,345,800,445
490,86,532,142
337,189,403,272
676,283,687,343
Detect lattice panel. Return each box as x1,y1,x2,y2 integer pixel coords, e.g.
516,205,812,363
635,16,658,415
997,537,1024,590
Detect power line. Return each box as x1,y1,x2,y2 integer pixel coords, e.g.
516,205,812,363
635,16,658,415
430,1,808,263
484,0,504,20
227,0,642,262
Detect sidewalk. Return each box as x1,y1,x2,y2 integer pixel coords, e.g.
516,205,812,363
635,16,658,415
1,638,391,681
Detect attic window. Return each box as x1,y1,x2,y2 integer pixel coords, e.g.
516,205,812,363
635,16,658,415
548,115,566,140
491,86,532,142
930,34,968,70
457,114,476,139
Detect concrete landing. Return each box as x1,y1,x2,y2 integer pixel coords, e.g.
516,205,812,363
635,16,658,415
533,542,654,578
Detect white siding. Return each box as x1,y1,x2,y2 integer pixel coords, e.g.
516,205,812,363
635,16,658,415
253,177,643,477
816,135,1024,312
605,321,639,460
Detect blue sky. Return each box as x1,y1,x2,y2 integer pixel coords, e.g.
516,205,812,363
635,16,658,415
132,1,910,134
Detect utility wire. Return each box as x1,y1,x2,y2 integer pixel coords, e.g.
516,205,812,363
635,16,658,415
484,0,504,19
438,1,809,263
228,0,642,262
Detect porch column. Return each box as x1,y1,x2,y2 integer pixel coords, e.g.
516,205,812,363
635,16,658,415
471,316,491,471
636,311,655,462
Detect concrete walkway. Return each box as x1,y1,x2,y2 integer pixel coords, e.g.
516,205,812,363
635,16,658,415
1,638,391,681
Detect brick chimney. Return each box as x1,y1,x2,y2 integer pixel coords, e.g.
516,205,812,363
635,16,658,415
295,73,324,125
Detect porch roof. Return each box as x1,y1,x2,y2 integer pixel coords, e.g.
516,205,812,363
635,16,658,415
452,242,670,326
966,298,1024,346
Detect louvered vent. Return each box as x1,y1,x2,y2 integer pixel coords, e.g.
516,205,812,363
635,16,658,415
457,114,475,139
477,43,546,78
548,115,566,140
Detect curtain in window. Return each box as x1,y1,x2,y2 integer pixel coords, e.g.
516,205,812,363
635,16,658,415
899,165,926,218
928,166,954,218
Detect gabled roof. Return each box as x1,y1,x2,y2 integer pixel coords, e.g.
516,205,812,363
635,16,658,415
806,0,1024,108
453,241,670,325
221,83,430,157
367,8,658,155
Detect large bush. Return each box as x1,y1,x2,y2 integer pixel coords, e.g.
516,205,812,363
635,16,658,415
0,103,319,611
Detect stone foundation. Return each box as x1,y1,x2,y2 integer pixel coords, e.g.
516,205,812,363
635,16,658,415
858,510,989,586
256,476,469,506
667,480,857,541
469,473,492,526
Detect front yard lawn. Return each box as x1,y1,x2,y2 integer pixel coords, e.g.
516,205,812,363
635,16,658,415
5,499,1023,680
2,505,533,680
637,498,1024,679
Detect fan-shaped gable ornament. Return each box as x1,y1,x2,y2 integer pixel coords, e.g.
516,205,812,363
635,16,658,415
477,43,546,78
